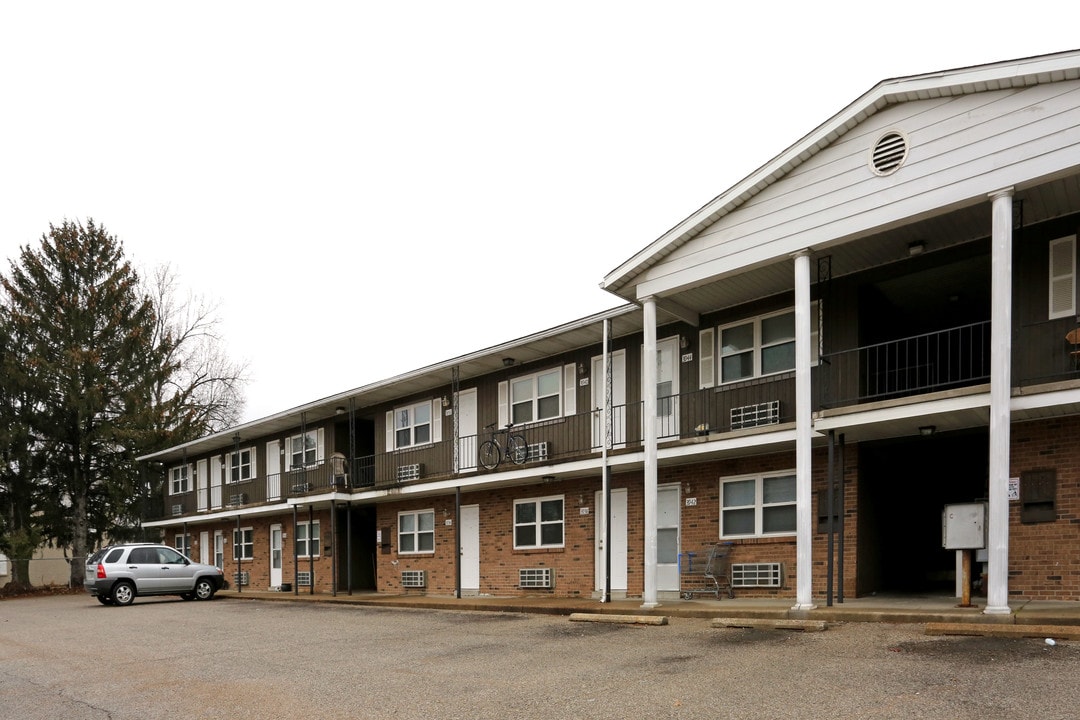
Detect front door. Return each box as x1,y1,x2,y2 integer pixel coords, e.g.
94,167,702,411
457,389,478,472
594,487,628,595
657,484,680,592
591,350,627,448
270,524,283,588
657,337,680,438
460,504,480,595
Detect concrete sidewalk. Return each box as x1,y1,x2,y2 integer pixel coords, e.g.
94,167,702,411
217,588,1080,627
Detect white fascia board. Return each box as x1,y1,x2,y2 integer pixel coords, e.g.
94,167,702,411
814,393,991,433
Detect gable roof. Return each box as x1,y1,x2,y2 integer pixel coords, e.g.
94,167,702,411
601,49,1080,300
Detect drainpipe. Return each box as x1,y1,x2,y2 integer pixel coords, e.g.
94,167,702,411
985,187,1014,615
641,296,659,609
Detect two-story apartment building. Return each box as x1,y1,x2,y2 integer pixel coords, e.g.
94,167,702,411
143,50,1080,612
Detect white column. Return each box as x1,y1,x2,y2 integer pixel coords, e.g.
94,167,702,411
792,249,816,611
985,188,1014,615
641,296,659,608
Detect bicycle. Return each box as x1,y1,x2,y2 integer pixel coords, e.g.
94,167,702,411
478,422,529,470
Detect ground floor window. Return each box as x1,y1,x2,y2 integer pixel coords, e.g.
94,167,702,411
720,472,796,537
296,521,321,557
233,527,254,560
398,510,434,553
174,534,191,557
514,496,564,548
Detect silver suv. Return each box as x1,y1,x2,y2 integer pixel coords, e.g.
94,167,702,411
85,543,227,606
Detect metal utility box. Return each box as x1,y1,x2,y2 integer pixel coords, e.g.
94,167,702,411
942,502,987,550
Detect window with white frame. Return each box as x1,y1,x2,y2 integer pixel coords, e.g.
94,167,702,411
511,368,562,424
232,527,254,560
169,465,190,495
514,496,564,549
394,401,432,449
288,431,318,469
398,510,434,554
710,305,818,386
295,521,321,558
174,534,191,557
720,473,796,537
228,447,254,483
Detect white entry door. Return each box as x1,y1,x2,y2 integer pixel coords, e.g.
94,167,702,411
657,484,681,592
265,440,281,500
457,389,478,472
594,488,628,595
460,504,480,594
591,350,626,448
656,337,680,438
270,524,283,588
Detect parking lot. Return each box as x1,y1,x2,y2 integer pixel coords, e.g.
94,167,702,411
2,594,1079,719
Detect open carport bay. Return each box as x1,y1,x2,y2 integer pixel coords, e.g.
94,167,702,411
1,595,1078,719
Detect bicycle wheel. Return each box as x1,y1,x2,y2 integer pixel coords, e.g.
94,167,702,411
479,440,501,470
506,435,529,465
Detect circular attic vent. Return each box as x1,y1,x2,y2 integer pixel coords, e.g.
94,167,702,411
870,131,908,175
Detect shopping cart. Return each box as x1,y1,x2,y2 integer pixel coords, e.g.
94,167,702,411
679,542,734,600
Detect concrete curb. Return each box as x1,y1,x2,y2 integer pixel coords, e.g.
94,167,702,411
569,612,668,625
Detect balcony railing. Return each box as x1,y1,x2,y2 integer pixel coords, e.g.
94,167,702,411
817,321,991,408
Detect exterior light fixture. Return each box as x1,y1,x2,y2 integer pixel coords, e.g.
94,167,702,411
919,425,936,436
908,241,926,256
502,357,515,367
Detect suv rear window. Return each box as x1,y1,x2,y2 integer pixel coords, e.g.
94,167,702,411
105,548,124,563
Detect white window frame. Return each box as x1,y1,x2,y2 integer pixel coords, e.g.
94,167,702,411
720,471,797,539
393,401,433,449
295,521,321,558
174,533,191,557
232,527,254,560
214,531,224,569
227,447,255,484
1049,235,1076,320
510,368,562,425
286,430,319,469
513,495,565,549
712,304,819,387
169,464,191,495
397,510,435,554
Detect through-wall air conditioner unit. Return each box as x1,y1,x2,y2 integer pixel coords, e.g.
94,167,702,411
730,562,783,588
171,504,184,516
291,482,312,494
297,571,312,587
730,401,780,430
528,442,549,462
396,464,422,482
232,571,250,586
519,567,553,589
401,570,426,588
227,493,247,506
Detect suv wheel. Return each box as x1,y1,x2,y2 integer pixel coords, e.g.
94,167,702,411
194,578,215,601
111,581,136,606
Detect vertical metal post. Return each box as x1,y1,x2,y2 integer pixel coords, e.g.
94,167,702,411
331,499,337,597
455,486,462,599
309,504,315,595
826,430,835,607
292,504,299,596
838,433,845,603
235,514,241,594
346,500,353,596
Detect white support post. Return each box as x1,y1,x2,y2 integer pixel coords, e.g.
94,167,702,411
985,188,1014,616
641,296,659,608
792,249,816,611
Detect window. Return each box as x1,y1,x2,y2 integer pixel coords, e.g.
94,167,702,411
233,527,254,560
169,465,190,495
394,402,432,449
514,496,564,549
289,431,317,468
511,368,562,424
721,473,796,537
295,521,321,557
712,305,819,385
1049,235,1076,319
174,534,191,557
228,448,254,483
398,510,434,554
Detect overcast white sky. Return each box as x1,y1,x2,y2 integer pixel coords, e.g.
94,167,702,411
2,2,1078,423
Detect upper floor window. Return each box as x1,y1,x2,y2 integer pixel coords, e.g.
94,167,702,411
395,402,432,448
511,368,562,424
288,431,318,468
398,510,434,553
720,472,796,538
228,447,254,484
514,495,564,549
704,304,818,387
169,465,190,495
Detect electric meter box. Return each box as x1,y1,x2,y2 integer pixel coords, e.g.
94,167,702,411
942,502,987,550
